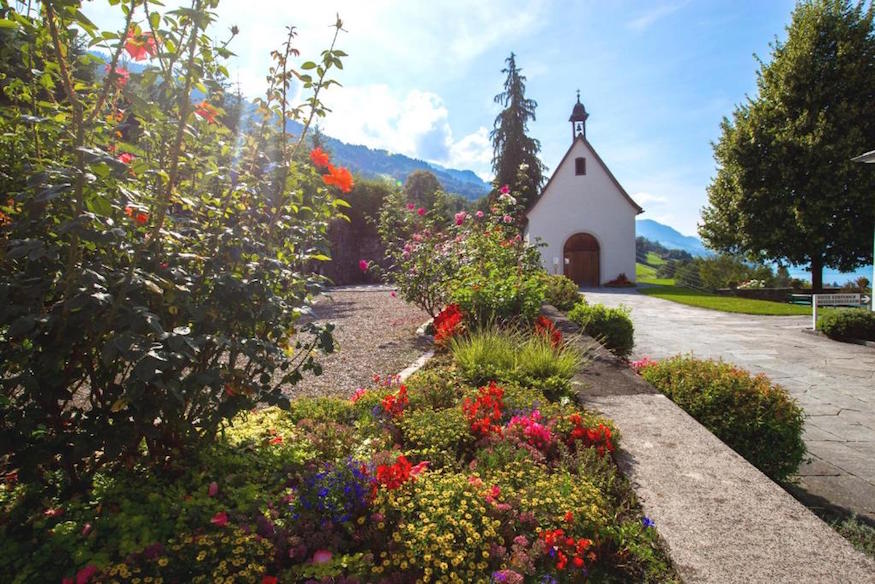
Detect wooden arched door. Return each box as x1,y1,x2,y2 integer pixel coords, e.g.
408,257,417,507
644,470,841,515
564,233,600,287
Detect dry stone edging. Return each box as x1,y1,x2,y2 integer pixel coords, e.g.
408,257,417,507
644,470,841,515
541,304,875,583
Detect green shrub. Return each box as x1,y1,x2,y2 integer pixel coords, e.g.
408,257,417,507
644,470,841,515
568,301,634,358
451,271,545,326
640,356,805,481
449,329,518,385
542,274,581,311
818,309,875,341
449,328,583,393
515,333,583,399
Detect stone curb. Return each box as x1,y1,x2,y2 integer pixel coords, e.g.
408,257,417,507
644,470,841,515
541,304,875,583
398,350,434,381
801,327,875,349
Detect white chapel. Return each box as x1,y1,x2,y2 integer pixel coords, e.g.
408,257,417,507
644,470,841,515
525,94,642,287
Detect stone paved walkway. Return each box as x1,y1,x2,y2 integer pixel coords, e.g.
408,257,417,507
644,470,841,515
582,288,875,522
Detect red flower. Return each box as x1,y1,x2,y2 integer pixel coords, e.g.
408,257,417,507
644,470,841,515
433,304,464,345
124,205,149,225
309,147,331,168
262,577,278,584
567,416,615,456
417,207,426,216
208,481,219,497
124,30,158,61
376,454,413,490
322,164,354,193
194,101,219,124
359,259,369,272
462,382,505,438
534,315,562,348
381,385,409,417
210,511,228,527
104,64,130,87
117,152,134,165
269,435,283,445
75,564,99,584
564,511,574,523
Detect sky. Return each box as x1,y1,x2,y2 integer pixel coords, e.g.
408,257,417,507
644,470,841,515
81,0,802,237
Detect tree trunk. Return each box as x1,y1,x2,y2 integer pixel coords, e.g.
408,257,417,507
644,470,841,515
810,255,824,293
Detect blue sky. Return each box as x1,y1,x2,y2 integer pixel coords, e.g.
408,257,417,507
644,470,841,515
83,0,801,237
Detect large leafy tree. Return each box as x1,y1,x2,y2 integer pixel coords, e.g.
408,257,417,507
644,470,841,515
490,52,545,212
700,0,875,291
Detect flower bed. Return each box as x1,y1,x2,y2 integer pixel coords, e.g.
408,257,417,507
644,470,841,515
1,336,676,584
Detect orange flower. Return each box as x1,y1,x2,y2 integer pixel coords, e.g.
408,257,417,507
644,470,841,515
194,101,219,124
321,164,353,193
124,205,149,225
309,147,331,168
124,30,158,61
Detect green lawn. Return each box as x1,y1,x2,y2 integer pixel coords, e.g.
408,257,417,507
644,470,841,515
645,252,665,266
637,283,827,316
636,263,675,286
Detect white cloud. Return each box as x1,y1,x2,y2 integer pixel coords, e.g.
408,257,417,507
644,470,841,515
626,2,688,32
319,85,493,179
631,191,668,206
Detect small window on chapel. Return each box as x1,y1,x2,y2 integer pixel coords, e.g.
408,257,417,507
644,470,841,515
575,157,586,175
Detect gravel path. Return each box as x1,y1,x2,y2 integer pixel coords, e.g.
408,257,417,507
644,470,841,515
289,288,431,399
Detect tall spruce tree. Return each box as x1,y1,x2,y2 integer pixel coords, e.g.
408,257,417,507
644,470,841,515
491,52,545,211
700,0,875,291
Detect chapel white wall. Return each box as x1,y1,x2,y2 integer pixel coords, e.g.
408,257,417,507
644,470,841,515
526,139,637,285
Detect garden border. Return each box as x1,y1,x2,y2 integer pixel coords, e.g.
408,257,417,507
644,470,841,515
541,303,875,583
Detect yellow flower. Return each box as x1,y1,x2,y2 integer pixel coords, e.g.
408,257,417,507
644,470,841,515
157,558,169,567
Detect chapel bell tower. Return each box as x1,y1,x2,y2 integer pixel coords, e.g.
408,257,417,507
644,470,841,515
569,90,589,140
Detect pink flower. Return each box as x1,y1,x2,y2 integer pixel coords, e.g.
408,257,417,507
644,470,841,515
75,564,99,584
500,184,510,194
117,152,134,165
208,481,219,497
454,211,467,225
417,207,426,216
503,215,513,224
358,259,369,272
44,507,64,518
390,290,397,298
211,511,228,527
350,387,367,403
312,549,333,564
81,522,92,536
410,461,429,476
406,202,415,211
476,210,484,218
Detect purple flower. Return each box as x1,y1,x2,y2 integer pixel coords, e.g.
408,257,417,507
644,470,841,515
642,516,655,529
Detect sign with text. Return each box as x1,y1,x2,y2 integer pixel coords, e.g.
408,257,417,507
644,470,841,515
811,293,862,329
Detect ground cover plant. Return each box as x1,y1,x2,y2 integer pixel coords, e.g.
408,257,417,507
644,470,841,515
635,355,805,482
568,300,634,358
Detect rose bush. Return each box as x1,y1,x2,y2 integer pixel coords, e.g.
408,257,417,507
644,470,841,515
0,1,346,487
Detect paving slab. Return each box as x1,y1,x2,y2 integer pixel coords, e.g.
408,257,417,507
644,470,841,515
584,392,875,584
582,289,875,522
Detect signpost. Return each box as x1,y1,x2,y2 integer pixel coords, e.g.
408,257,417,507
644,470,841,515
811,293,862,329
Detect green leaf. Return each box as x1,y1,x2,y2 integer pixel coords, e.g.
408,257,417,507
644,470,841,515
0,19,20,30
300,61,317,70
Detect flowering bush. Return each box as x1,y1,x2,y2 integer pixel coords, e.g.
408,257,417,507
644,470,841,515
534,315,563,348
0,1,346,487
604,273,636,288
379,185,545,324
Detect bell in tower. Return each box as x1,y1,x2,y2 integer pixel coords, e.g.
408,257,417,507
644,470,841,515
569,90,589,140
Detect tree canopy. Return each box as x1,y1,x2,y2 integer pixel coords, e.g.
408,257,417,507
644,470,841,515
490,52,545,212
700,0,875,290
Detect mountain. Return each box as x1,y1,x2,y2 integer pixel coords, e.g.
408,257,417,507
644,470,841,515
636,219,711,257
316,133,492,201
93,52,493,201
